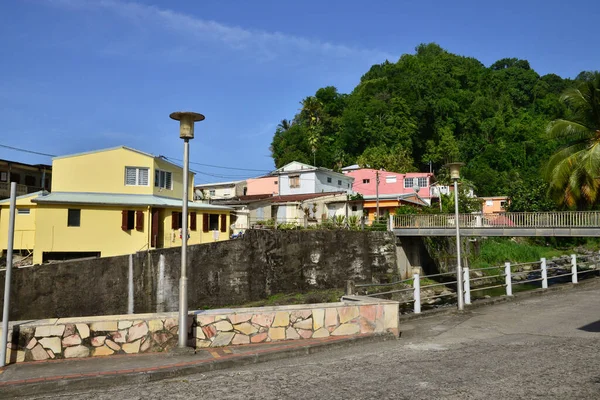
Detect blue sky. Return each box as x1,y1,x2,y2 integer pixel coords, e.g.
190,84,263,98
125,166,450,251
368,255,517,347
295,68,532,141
1,0,598,183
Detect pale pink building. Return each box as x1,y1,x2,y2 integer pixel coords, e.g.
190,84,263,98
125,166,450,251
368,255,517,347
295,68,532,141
342,166,435,204
246,176,279,196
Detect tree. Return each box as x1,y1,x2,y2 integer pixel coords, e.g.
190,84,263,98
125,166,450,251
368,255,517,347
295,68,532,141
544,72,600,208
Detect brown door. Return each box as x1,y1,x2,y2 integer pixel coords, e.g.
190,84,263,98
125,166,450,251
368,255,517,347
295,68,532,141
151,209,160,248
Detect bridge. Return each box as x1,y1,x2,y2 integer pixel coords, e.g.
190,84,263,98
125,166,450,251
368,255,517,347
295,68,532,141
391,211,600,236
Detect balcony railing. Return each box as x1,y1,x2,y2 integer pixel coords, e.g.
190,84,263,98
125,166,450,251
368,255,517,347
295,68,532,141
0,182,44,198
392,212,600,229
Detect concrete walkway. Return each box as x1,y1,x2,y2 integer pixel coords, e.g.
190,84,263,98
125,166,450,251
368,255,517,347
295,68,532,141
0,333,394,398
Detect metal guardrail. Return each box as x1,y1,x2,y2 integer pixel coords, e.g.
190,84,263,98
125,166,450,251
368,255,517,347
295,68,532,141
354,252,599,314
392,211,600,229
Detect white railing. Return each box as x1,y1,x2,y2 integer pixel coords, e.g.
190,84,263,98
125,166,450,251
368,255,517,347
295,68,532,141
393,211,600,229
355,252,599,314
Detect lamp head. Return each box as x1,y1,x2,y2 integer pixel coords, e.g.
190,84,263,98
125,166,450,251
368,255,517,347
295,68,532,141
445,162,464,180
170,111,205,139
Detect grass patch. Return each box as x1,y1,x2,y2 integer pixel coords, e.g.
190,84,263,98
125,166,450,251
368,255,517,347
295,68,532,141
471,238,564,270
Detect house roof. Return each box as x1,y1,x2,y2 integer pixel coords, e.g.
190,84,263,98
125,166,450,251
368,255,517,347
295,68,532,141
30,192,231,210
52,146,186,173
363,192,429,207
269,192,346,203
195,180,244,188
0,159,52,170
273,161,350,179
0,190,45,205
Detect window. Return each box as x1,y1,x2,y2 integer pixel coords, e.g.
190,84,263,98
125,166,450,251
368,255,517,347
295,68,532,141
362,179,370,184
125,167,149,186
274,181,278,185
121,210,135,231
347,183,350,188
417,177,428,187
338,180,342,185
500,201,507,208
209,189,216,196
17,208,30,215
327,177,332,183
67,209,80,227
223,190,231,197
485,200,493,206
385,176,397,184
352,205,358,212
25,175,36,186
404,178,414,188
209,214,219,230
0,172,6,182
10,173,20,184
289,175,300,188
154,170,172,190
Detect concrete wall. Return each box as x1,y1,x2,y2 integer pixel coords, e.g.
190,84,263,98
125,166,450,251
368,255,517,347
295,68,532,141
0,230,399,320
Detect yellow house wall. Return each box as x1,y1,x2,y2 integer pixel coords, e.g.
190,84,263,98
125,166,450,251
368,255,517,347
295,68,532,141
363,200,399,222
0,196,38,252
52,148,154,195
51,148,195,201
33,204,150,264
153,158,194,201
160,210,230,247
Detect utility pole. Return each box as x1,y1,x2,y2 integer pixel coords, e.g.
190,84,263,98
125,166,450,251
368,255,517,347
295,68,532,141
376,170,380,223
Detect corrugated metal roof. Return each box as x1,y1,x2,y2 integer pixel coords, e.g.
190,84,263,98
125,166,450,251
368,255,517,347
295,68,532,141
31,192,231,210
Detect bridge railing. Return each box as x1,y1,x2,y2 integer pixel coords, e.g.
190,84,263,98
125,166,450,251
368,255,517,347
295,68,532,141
392,211,600,229
352,252,599,314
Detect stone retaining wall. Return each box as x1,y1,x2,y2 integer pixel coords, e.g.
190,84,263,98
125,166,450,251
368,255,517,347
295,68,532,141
2,297,398,364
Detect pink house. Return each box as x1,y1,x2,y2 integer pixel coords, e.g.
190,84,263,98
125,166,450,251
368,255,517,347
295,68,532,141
342,166,435,204
246,176,279,196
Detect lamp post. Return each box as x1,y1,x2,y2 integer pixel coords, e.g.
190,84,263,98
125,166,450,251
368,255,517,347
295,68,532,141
170,111,205,348
446,162,465,311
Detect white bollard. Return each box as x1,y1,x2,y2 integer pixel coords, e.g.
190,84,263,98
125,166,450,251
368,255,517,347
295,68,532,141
388,214,394,231
541,257,548,289
463,267,471,305
505,262,513,296
413,273,421,314
571,254,578,284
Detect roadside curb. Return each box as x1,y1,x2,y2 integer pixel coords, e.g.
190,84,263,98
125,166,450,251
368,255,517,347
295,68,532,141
399,276,600,323
0,333,397,398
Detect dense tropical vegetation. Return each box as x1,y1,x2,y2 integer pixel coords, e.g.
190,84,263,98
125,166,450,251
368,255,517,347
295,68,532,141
270,43,600,210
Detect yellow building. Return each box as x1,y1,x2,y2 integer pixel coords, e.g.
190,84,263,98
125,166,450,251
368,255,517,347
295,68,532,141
0,146,231,264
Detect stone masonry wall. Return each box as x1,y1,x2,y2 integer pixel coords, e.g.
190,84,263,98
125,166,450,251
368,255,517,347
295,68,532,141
0,230,398,320
2,297,399,365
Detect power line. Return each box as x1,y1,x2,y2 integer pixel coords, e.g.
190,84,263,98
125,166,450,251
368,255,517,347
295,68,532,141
0,144,56,158
162,156,271,173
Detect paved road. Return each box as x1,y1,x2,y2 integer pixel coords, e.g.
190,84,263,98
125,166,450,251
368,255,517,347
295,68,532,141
31,283,600,399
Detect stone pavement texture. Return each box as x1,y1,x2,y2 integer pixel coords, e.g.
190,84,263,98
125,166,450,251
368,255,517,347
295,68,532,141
4,278,599,399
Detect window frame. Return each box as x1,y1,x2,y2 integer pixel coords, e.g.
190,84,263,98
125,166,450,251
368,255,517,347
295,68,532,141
17,208,31,215
125,167,149,187
327,177,332,183
67,209,81,227
289,175,300,189
209,214,219,231
362,179,370,184
417,177,428,188
403,178,414,189
154,169,173,190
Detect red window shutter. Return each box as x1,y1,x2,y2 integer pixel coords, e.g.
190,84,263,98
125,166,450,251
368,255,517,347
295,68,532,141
172,211,179,230
190,212,197,231
121,210,128,231
220,214,227,233
202,213,209,233
136,210,144,231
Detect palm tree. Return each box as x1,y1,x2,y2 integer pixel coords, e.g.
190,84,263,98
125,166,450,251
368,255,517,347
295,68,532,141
300,97,324,166
277,119,291,132
545,72,600,208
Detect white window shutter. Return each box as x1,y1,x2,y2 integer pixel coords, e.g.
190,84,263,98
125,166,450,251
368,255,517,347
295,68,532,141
125,167,136,185
139,169,149,186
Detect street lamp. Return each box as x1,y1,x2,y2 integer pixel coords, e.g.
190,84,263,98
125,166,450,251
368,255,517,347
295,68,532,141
170,111,205,348
446,162,465,311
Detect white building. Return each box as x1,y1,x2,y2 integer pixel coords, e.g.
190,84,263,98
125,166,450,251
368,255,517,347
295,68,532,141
273,161,354,196
194,180,247,201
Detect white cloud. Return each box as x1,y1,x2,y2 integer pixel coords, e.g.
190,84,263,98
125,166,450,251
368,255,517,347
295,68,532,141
47,0,394,63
